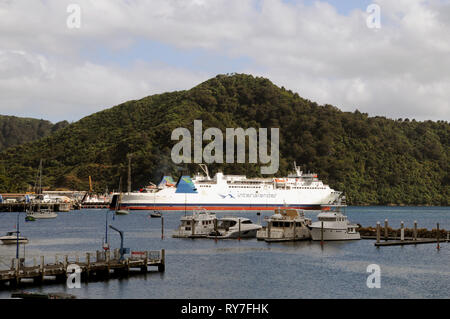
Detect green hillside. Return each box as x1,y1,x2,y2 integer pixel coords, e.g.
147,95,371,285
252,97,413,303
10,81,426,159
0,74,448,205
0,115,68,151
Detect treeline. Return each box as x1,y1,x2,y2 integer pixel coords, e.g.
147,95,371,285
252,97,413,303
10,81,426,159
0,115,68,151
0,74,448,205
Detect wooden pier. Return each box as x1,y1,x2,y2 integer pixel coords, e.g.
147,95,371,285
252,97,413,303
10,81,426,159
359,220,448,248
0,249,165,288
0,202,72,213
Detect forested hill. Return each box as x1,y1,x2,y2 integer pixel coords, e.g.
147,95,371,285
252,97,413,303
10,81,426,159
0,115,69,151
0,74,448,205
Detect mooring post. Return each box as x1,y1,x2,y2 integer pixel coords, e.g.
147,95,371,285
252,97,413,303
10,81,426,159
15,258,20,286
40,256,44,278
400,221,404,241
321,221,324,245
413,221,418,241
267,221,271,239
86,253,91,278
293,218,297,240
437,223,440,250
376,222,381,244
158,249,165,272
161,216,164,240
142,251,148,273
238,218,241,241
214,218,218,242
384,219,389,241
15,257,20,276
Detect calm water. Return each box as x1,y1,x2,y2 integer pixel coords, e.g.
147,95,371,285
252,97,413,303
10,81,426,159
0,206,449,299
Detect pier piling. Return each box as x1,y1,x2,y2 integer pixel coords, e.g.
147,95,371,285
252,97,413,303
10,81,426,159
0,249,165,288
400,222,404,242
437,223,440,250
320,221,324,245
384,219,389,241
238,219,241,241
414,221,417,242
376,222,380,244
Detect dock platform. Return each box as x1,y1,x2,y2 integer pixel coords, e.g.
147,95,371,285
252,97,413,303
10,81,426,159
0,249,165,288
362,236,444,246
0,202,72,213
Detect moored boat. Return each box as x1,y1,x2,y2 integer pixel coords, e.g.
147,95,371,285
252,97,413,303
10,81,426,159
27,209,57,219
257,208,312,242
173,210,216,238
115,209,130,215
150,211,162,218
207,216,262,239
309,205,360,241
0,231,29,245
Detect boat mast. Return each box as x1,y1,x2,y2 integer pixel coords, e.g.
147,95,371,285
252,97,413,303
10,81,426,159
16,213,20,259
38,159,42,212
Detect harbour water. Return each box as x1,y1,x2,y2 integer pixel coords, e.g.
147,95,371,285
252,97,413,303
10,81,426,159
0,206,449,299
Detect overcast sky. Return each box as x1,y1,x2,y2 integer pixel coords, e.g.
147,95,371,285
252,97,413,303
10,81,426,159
1,0,449,123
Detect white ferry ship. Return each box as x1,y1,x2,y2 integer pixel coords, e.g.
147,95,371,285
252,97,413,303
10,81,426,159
110,163,343,212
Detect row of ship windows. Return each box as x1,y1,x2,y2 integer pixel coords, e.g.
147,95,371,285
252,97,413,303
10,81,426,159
197,185,326,190
271,222,304,227
185,220,213,225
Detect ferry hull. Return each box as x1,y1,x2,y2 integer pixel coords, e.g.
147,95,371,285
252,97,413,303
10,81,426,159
115,204,325,212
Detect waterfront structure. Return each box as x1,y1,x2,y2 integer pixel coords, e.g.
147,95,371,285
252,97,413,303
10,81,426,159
257,208,312,242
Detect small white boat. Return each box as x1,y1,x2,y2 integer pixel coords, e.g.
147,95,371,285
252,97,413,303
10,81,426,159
257,208,312,242
309,206,360,241
150,211,162,218
115,209,130,215
0,231,29,245
207,216,262,239
27,209,58,219
173,210,216,238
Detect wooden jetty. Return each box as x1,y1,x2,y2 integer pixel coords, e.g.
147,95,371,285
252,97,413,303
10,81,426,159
0,202,72,213
0,248,165,288
359,220,448,248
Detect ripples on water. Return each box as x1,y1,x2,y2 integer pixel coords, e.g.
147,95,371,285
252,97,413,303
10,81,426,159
0,206,449,299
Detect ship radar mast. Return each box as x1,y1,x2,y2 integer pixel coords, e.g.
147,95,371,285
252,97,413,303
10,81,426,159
293,161,303,177
198,164,210,180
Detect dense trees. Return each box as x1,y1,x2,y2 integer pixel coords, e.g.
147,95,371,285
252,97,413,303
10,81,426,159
0,115,69,151
0,74,448,205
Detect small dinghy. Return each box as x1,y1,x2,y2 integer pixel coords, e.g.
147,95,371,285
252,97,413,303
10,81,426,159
150,211,162,218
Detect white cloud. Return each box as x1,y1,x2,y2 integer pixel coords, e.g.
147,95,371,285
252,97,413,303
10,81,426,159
0,0,449,122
